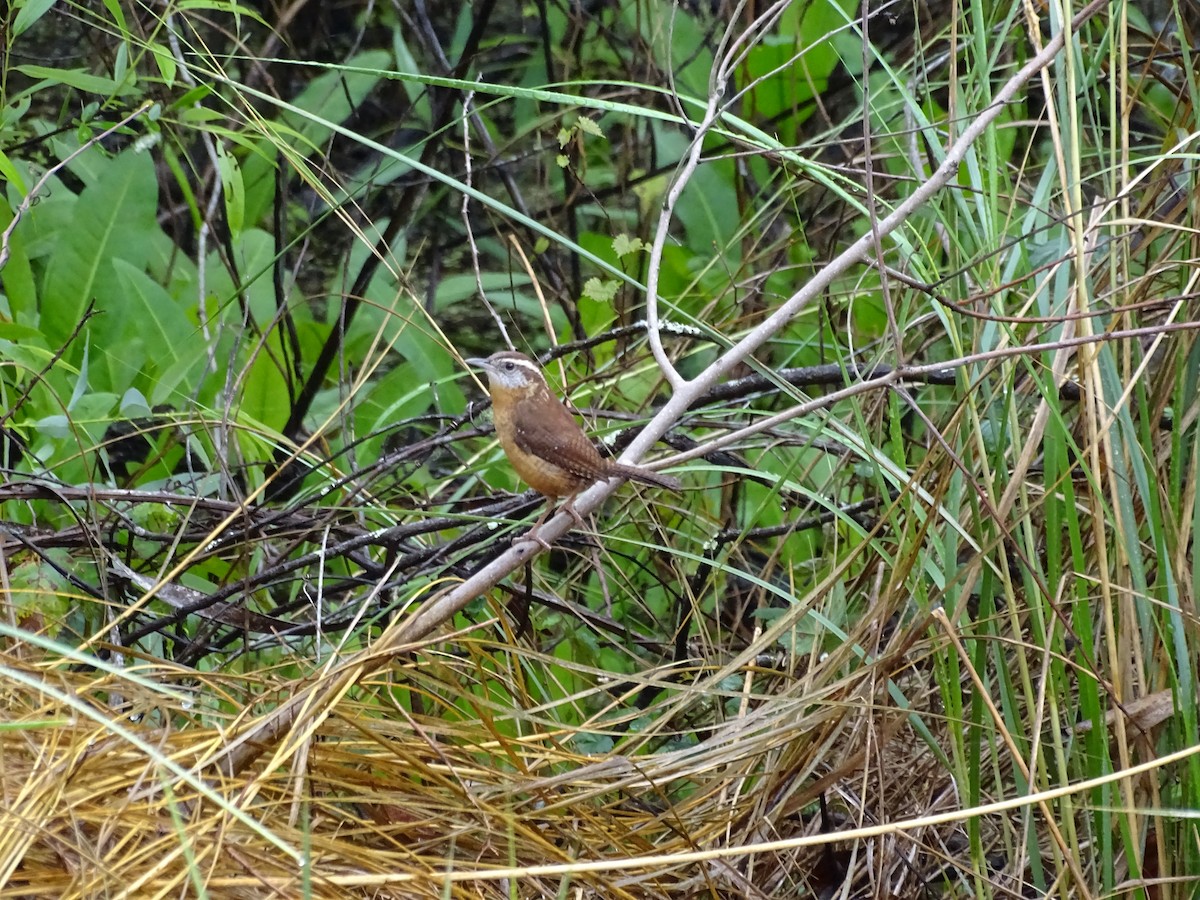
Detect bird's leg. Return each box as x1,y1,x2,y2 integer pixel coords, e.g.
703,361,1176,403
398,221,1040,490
522,493,586,550
521,497,559,550
559,493,586,527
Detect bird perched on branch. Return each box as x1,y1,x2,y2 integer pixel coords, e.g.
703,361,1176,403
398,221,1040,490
466,350,680,544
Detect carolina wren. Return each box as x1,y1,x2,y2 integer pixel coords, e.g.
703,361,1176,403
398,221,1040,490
467,351,681,540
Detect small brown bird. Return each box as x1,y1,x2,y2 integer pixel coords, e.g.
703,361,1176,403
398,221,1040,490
467,350,681,541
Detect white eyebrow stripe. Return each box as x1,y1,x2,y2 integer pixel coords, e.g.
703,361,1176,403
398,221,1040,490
502,358,543,375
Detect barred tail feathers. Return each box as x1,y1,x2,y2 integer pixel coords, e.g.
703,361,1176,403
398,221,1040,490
611,463,682,492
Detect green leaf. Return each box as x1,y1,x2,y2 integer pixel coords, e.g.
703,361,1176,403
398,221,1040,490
0,337,50,374
237,50,391,229
47,135,109,185
238,139,277,228
11,0,58,38
13,65,137,97
391,31,432,118
357,363,448,454
432,271,532,311
176,0,267,24
1,96,31,131
241,334,290,431
34,392,116,440
109,260,193,361
41,149,159,353
575,115,603,138
206,227,277,323
119,387,151,418
0,324,47,349
32,414,72,440
612,234,645,258
215,143,245,237
0,205,38,325
100,0,128,34
581,277,618,303
70,342,92,410
151,44,177,88
7,555,72,628
169,84,213,110
0,151,27,192
112,42,129,86
579,275,618,334
94,259,205,400
152,352,208,408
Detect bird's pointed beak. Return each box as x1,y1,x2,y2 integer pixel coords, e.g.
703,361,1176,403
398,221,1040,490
464,357,489,369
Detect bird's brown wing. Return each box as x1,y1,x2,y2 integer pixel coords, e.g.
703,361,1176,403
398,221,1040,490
511,393,610,481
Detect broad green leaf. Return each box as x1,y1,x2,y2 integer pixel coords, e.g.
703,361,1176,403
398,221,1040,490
32,414,71,439
136,177,200,290
579,292,617,336
238,139,277,228
205,227,277,324
618,3,711,96
353,362,466,487
108,260,193,363
241,333,290,431
153,351,209,408
0,205,38,325
0,324,47,348
92,259,202,399
41,150,158,352
0,337,51,376
432,272,531,311
34,393,116,440
9,165,76,260
357,363,443,446
669,148,738,255
48,135,110,185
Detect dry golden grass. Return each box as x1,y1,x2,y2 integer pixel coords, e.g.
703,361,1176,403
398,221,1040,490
0,616,1001,898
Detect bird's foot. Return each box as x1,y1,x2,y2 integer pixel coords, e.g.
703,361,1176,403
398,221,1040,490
560,496,586,527
518,525,556,551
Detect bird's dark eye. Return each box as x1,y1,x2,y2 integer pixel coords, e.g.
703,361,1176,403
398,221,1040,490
502,362,514,371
